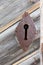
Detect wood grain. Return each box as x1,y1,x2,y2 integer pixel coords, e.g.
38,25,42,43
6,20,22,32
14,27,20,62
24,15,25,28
0,1,40,33
13,50,39,65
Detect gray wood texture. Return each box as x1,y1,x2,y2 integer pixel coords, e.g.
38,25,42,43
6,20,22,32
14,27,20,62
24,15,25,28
0,0,34,28
0,18,40,65
0,0,40,65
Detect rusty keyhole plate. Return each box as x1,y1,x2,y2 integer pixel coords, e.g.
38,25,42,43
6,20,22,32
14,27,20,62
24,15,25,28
15,12,36,51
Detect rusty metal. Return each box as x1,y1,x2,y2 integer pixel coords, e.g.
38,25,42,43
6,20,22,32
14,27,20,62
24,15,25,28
15,12,36,51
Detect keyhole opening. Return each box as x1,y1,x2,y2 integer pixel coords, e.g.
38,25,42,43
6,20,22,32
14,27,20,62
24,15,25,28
24,24,29,40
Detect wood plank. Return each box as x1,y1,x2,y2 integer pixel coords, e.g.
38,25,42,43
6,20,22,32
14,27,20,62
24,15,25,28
0,38,40,65
0,19,40,65
13,50,40,65
0,1,40,33
0,0,32,27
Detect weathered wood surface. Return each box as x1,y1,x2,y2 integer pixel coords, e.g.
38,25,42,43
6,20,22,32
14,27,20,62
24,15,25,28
0,1,40,65
0,0,34,27
0,18,40,65
0,9,40,42
13,50,40,65
0,1,40,33
0,39,40,65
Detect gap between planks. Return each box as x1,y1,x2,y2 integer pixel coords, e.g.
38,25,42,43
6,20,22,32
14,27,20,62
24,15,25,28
5,31,40,65
0,1,40,33
13,49,39,65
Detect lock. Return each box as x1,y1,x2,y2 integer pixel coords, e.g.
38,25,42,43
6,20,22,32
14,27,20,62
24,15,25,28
24,24,29,40
15,12,36,51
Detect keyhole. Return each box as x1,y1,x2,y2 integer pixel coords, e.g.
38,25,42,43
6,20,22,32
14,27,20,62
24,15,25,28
24,24,29,40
